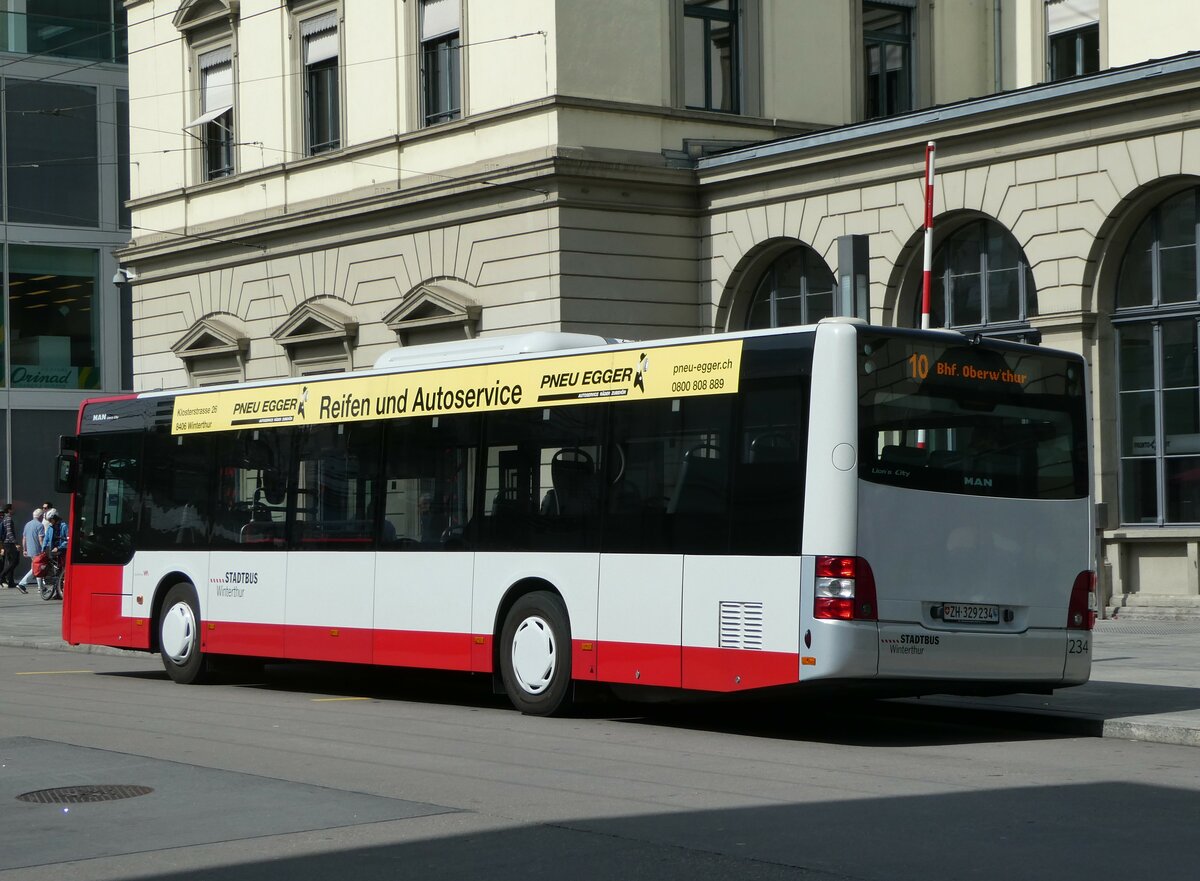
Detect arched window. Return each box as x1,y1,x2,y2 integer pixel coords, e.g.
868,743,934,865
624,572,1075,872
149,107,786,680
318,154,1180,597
918,219,1038,338
1114,187,1200,525
746,245,835,329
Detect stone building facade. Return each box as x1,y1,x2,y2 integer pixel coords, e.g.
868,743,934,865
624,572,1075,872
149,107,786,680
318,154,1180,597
122,1,1200,613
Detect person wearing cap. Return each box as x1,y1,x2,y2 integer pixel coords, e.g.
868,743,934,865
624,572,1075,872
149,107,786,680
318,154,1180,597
16,508,44,593
45,509,68,562
0,503,20,592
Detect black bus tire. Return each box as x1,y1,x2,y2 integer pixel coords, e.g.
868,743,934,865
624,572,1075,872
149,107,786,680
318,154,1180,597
158,583,207,684
499,591,573,716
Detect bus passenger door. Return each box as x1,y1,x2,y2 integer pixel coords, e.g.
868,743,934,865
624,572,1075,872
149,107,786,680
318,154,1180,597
375,415,478,672
207,430,289,658
284,424,379,664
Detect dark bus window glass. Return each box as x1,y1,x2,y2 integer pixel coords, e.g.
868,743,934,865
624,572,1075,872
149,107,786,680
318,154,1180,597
140,429,213,549
730,336,810,554
858,332,1088,500
73,433,142,565
211,429,295,549
604,394,734,554
382,415,478,550
482,405,606,551
293,423,381,549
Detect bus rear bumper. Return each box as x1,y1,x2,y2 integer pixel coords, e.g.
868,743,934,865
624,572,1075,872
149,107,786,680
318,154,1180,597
875,622,1078,685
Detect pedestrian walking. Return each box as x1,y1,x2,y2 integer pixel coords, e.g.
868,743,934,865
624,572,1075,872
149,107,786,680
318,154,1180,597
16,507,45,593
0,503,22,593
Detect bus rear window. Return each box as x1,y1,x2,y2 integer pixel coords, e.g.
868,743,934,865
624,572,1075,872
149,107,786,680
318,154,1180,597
857,333,1088,500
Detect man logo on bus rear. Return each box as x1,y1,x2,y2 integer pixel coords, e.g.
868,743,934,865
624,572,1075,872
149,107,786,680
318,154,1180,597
964,476,993,488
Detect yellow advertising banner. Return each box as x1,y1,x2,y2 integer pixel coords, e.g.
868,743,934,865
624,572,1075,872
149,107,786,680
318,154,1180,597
172,339,743,435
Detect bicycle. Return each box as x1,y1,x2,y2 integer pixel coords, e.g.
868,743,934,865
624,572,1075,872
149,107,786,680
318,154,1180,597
38,550,63,601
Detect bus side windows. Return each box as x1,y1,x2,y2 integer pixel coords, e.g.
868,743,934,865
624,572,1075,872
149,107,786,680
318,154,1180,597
382,415,478,551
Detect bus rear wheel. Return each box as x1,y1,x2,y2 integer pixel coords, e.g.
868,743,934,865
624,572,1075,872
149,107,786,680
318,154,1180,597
158,583,207,684
499,591,572,716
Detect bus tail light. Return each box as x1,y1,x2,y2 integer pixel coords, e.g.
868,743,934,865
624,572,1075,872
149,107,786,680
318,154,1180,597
1068,569,1097,630
815,556,878,621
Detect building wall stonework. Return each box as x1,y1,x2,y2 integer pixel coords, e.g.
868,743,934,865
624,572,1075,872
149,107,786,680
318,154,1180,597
699,71,1200,607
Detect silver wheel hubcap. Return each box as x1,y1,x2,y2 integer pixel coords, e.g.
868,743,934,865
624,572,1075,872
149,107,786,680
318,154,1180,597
511,615,556,695
161,601,197,665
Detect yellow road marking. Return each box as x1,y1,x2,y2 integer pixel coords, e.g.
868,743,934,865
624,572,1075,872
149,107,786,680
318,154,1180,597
15,670,94,676
310,696,371,702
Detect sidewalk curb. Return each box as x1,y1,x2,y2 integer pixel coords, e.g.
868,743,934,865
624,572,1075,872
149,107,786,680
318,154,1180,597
0,636,144,658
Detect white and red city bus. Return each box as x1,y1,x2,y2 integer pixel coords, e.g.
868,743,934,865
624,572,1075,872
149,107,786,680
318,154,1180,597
57,319,1095,714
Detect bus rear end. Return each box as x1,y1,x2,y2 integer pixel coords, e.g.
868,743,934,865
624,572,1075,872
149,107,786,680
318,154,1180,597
804,322,1093,695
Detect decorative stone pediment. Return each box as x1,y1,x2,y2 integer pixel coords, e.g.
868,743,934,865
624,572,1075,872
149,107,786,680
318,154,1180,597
271,297,358,375
383,280,481,343
173,0,239,32
172,313,250,385
172,313,249,360
271,296,358,349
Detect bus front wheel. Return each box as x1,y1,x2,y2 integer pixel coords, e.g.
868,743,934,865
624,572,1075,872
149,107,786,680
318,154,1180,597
499,591,572,716
159,583,207,684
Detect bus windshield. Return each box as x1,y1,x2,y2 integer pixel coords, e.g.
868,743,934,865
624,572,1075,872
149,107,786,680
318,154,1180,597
857,331,1088,500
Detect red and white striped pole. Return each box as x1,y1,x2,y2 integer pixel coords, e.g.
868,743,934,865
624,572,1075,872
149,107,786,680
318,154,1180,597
920,140,937,329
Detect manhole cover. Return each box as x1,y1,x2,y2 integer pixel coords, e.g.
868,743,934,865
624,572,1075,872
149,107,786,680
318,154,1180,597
17,784,154,804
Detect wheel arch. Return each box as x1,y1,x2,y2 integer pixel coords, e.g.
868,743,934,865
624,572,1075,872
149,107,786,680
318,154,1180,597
491,576,567,675
149,572,198,653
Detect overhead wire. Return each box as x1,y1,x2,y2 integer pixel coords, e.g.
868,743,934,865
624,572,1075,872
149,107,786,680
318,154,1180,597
0,8,551,202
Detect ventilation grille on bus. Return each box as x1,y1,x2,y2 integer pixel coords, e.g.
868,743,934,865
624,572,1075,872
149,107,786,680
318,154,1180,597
719,601,763,650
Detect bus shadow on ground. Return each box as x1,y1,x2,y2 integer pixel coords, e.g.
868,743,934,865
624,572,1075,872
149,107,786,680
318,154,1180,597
98,660,1200,746
100,660,1078,748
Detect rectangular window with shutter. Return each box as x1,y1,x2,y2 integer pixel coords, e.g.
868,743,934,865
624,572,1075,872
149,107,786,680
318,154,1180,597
1046,0,1100,81
189,46,235,180
420,0,461,126
302,12,340,154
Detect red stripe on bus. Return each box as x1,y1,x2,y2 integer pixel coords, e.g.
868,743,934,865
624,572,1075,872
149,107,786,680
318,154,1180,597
681,646,800,692
375,629,473,671
202,621,285,658
595,640,681,687
283,624,374,664
63,591,799,693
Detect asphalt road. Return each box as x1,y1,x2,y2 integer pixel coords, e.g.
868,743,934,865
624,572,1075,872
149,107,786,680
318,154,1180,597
3,644,1200,881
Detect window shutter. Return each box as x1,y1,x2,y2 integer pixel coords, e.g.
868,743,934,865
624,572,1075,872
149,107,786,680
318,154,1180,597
302,12,338,65
1046,0,1100,34
199,47,233,113
421,0,460,42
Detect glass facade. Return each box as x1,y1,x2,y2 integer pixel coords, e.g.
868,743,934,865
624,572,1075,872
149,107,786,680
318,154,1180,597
0,1,126,63
10,408,74,514
7,245,100,389
0,11,127,504
5,79,98,227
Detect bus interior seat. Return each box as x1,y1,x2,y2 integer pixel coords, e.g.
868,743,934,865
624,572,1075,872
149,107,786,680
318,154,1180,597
550,447,599,515
667,445,726,514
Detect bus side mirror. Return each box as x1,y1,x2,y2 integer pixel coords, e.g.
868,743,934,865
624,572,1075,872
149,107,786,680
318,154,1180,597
54,454,77,494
